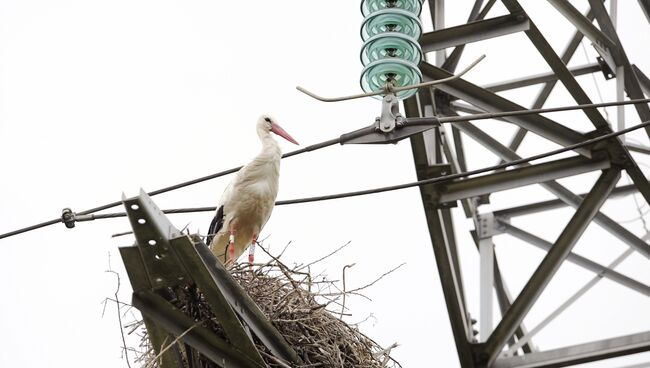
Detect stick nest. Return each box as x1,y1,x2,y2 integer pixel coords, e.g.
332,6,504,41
132,245,402,368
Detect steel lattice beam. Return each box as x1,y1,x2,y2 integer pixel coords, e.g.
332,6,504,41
405,2,650,367
498,221,650,297
483,169,621,365
436,155,610,203
420,11,530,52
493,331,650,368
420,62,590,156
483,63,602,93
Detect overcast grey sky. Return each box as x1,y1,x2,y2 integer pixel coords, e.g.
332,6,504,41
1,1,649,367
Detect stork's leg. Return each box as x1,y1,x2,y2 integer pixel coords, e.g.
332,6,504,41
248,234,258,268
226,225,237,267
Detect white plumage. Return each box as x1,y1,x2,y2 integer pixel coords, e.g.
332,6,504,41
207,115,298,264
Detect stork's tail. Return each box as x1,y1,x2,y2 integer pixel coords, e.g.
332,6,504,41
206,205,224,246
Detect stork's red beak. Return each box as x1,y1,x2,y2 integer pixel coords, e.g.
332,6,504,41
271,123,299,145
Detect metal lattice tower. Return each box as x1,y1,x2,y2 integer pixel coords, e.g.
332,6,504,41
403,1,650,367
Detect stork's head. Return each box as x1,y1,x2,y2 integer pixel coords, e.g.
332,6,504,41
258,115,299,145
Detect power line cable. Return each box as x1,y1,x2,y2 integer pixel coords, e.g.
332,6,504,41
33,118,650,229
2,97,650,240
0,138,342,240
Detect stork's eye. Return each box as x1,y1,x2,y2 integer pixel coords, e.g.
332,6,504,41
264,117,271,123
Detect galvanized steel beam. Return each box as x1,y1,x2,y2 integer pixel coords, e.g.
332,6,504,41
429,0,447,66
120,190,300,367
483,63,601,93
420,11,530,53
639,0,650,24
506,7,596,154
493,331,650,368
442,0,496,73
120,246,179,368
501,247,635,358
449,117,650,261
589,0,650,130
627,142,650,156
436,155,610,203
502,0,611,131
194,241,303,365
498,221,650,297
133,290,262,368
493,184,637,218
420,62,590,156
479,235,495,341
440,124,475,216
483,168,621,365
411,2,650,367
546,0,617,54
492,258,535,354
405,91,476,367
470,229,536,354
633,65,650,97
586,1,650,208
423,207,476,367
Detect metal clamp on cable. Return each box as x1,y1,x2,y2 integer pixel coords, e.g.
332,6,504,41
340,115,439,145
379,93,403,133
61,208,76,229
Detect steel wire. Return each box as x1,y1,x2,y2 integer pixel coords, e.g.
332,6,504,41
15,118,650,233
2,97,650,240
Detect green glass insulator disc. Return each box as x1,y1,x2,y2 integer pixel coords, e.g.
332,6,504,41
361,9,422,41
360,58,422,100
361,33,422,65
361,0,422,17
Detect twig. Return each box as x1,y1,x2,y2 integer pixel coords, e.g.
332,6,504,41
277,240,293,259
105,252,132,368
144,321,202,368
111,230,133,238
297,241,351,272
340,263,356,319
376,343,399,368
346,263,406,294
259,351,293,368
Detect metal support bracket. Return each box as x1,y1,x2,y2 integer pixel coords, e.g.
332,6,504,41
597,56,616,80
119,189,301,368
340,112,440,145
416,163,457,209
476,213,506,239
379,93,403,133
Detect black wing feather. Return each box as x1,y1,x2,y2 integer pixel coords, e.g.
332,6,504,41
206,205,224,246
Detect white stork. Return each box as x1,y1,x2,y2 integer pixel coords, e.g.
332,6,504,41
206,115,298,265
